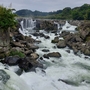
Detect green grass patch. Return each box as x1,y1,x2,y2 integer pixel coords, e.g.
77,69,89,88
9,50,25,58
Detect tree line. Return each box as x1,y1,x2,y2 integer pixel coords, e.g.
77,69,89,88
15,4,90,20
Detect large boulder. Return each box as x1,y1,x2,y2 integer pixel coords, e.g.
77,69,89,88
78,21,90,40
56,40,66,48
26,43,39,50
4,56,21,66
30,53,39,60
18,57,33,72
35,20,58,31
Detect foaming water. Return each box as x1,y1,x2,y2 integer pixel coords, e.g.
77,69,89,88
0,63,30,90
20,31,90,90
0,20,90,90
62,21,77,32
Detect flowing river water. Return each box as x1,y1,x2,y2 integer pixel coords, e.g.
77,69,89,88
0,19,90,90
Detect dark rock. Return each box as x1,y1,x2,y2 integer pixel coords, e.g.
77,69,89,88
25,57,43,69
66,50,70,53
58,79,79,86
44,35,50,39
40,57,43,60
4,56,21,66
43,54,49,59
0,69,10,84
42,49,50,52
35,40,41,44
18,58,33,72
15,68,23,76
32,32,40,36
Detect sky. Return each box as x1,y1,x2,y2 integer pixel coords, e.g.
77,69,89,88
0,0,90,12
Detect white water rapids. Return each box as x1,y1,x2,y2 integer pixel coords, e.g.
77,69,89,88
0,20,90,90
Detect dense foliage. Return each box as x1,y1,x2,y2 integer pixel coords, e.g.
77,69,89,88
15,4,90,20
0,6,17,30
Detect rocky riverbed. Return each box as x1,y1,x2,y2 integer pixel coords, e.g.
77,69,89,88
0,19,90,90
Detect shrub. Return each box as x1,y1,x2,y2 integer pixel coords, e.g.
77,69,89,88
0,5,17,30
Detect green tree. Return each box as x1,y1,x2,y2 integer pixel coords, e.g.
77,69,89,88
0,5,17,30
85,9,90,20
0,5,17,47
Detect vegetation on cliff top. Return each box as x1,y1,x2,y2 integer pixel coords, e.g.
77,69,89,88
0,5,17,30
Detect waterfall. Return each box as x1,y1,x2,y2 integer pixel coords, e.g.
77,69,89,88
61,21,77,32
19,18,36,36
54,21,61,30
20,18,36,30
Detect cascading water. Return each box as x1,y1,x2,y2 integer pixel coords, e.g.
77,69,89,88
19,21,90,90
0,63,30,90
0,20,90,90
19,31,90,90
62,21,77,32
54,22,61,30
19,18,36,36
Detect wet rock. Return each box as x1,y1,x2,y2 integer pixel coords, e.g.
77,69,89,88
0,69,10,84
43,54,49,59
35,40,41,44
15,68,23,76
26,57,43,68
44,35,50,39
66,50,70,53
39,57,43,60
32,32,40,36
42,49,50,52
18,58,33,72
47,52,61,58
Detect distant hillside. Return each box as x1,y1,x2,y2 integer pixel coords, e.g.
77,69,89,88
15,4,90,20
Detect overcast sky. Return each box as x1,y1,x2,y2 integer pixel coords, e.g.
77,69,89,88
0,0,90,12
